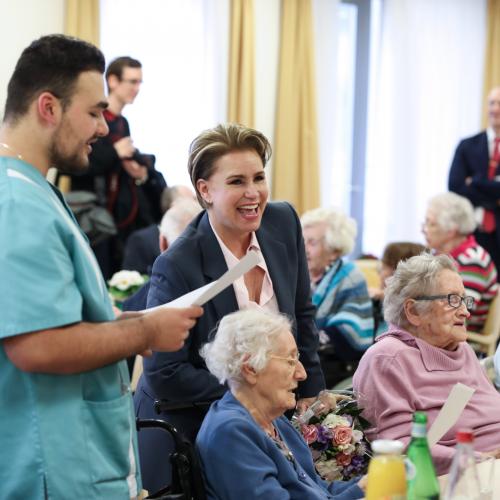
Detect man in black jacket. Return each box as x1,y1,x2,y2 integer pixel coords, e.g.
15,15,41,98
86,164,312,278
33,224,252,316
71,56,166,278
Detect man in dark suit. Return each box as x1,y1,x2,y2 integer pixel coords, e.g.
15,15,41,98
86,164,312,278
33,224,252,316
121,185,196,275
449,86,500,277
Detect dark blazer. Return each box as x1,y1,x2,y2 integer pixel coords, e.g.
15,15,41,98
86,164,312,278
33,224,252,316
133,202,325,492
121,224,160,275
136,202,324,404
449,131,500,211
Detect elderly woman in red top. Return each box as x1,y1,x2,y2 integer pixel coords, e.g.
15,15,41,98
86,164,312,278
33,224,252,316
423,191,498,332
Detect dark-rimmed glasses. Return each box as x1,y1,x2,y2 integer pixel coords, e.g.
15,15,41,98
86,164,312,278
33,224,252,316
414,293,474,310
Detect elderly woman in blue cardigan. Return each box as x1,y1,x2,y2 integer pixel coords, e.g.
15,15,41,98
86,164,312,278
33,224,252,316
196,309,365,499
301,207,374,362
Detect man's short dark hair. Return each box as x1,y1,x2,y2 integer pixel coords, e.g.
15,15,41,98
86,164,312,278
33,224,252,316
105,57,142,82
3,34,105,123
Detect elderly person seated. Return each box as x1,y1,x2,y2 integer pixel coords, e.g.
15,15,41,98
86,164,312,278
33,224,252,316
197,309,365,499
301,207,374,362
353,253,500,475
369,242,426,335
423,192,498,332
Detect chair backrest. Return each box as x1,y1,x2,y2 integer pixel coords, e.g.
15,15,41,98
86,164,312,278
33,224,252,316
354,259,381,289
482,293,500,336
467,291,500,357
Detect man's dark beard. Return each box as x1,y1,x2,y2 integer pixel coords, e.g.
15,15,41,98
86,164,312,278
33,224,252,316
49,142,90,176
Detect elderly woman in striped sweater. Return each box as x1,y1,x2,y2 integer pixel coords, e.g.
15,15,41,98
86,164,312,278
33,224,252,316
301,208,374,365
423,191,498,332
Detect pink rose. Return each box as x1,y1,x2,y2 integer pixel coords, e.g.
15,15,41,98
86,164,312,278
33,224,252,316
332,426,352,446
301,424,319,444
335,452,352,467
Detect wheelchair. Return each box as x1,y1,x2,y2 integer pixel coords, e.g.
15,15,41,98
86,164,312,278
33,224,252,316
136,400,213,500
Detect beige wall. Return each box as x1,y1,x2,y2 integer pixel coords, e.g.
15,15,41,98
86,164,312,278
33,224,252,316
0,0,64,120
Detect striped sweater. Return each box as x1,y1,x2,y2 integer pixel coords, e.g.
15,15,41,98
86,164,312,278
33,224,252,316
449,235,498,332
312,259,374,359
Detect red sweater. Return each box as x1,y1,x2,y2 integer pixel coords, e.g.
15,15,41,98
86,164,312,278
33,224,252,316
449,235,498,332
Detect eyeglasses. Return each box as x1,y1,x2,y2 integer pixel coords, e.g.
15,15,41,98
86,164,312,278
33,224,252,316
304,237,324,248
120,78,143,86
414,293,474,310
270,353,301,368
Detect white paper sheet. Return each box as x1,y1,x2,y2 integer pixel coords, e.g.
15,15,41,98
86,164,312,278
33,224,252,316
145,250,262,311
427,382,475,447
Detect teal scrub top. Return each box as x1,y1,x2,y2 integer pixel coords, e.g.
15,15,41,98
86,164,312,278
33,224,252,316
0,158,141,499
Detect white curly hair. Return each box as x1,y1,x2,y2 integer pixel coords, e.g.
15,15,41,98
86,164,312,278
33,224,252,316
300,207,357,257
200,309,292,388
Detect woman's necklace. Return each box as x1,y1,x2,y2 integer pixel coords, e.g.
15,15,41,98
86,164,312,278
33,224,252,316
0,142,24,160
266,424,295,462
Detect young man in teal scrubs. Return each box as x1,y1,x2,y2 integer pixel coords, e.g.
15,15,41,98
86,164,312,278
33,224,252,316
0,35,203,499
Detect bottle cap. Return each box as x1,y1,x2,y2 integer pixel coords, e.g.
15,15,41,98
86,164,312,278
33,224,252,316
456,429,474,443
372,439,405,455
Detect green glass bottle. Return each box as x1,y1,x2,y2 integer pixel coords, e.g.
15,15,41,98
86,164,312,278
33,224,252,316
406,412,440,500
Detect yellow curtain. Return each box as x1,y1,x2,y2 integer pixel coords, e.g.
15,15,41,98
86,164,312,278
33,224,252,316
57,0,100,191
272,0,320,214
228,0,255,127
482,0,500,127
65,0,100,46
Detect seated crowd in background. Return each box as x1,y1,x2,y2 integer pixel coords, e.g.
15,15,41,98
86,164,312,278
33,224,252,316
122,196,202,312
301,207,374,360
197,309,365,500
423,191,498,332
369,241,427,335
353,253,500,475
300,207,373,387
122,184,196,275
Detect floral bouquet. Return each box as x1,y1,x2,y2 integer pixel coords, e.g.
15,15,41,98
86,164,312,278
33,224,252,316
108,270,147,306
294,390,371,482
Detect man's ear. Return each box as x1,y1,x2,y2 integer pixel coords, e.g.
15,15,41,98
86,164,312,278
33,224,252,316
107,74,120,92
404,298,422,327
36,92,62,126
159,234,169,253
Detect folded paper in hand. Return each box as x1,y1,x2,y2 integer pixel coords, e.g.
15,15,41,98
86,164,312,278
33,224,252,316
145,250,261,312
427,382,475,447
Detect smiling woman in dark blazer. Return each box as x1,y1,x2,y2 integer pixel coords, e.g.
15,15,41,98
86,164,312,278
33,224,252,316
134,123,325,492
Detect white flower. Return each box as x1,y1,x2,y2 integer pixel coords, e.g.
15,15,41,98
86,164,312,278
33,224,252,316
315,459,343,481
108,270,145,291
322,414,350,428
352,429,364,443
339,443,356,454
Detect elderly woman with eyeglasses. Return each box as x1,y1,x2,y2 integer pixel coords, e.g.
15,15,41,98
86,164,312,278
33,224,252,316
353,253,500,475
301,207,374,362
197,309,365,500
423,191,498,332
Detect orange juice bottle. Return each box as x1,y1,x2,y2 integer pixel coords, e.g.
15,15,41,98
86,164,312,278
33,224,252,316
365,439,407,500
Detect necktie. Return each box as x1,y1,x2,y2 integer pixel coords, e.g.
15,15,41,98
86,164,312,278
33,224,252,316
482,137,500,232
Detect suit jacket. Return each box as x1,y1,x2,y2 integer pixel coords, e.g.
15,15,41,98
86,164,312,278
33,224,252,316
136,202,325,406
449,131,500,228
121,224,160,275
196,391,364,500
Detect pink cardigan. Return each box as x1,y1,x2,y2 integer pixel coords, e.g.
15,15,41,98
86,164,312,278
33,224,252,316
353,326,500,475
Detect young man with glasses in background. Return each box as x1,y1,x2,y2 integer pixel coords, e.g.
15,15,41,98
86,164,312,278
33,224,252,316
70,56,166,278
